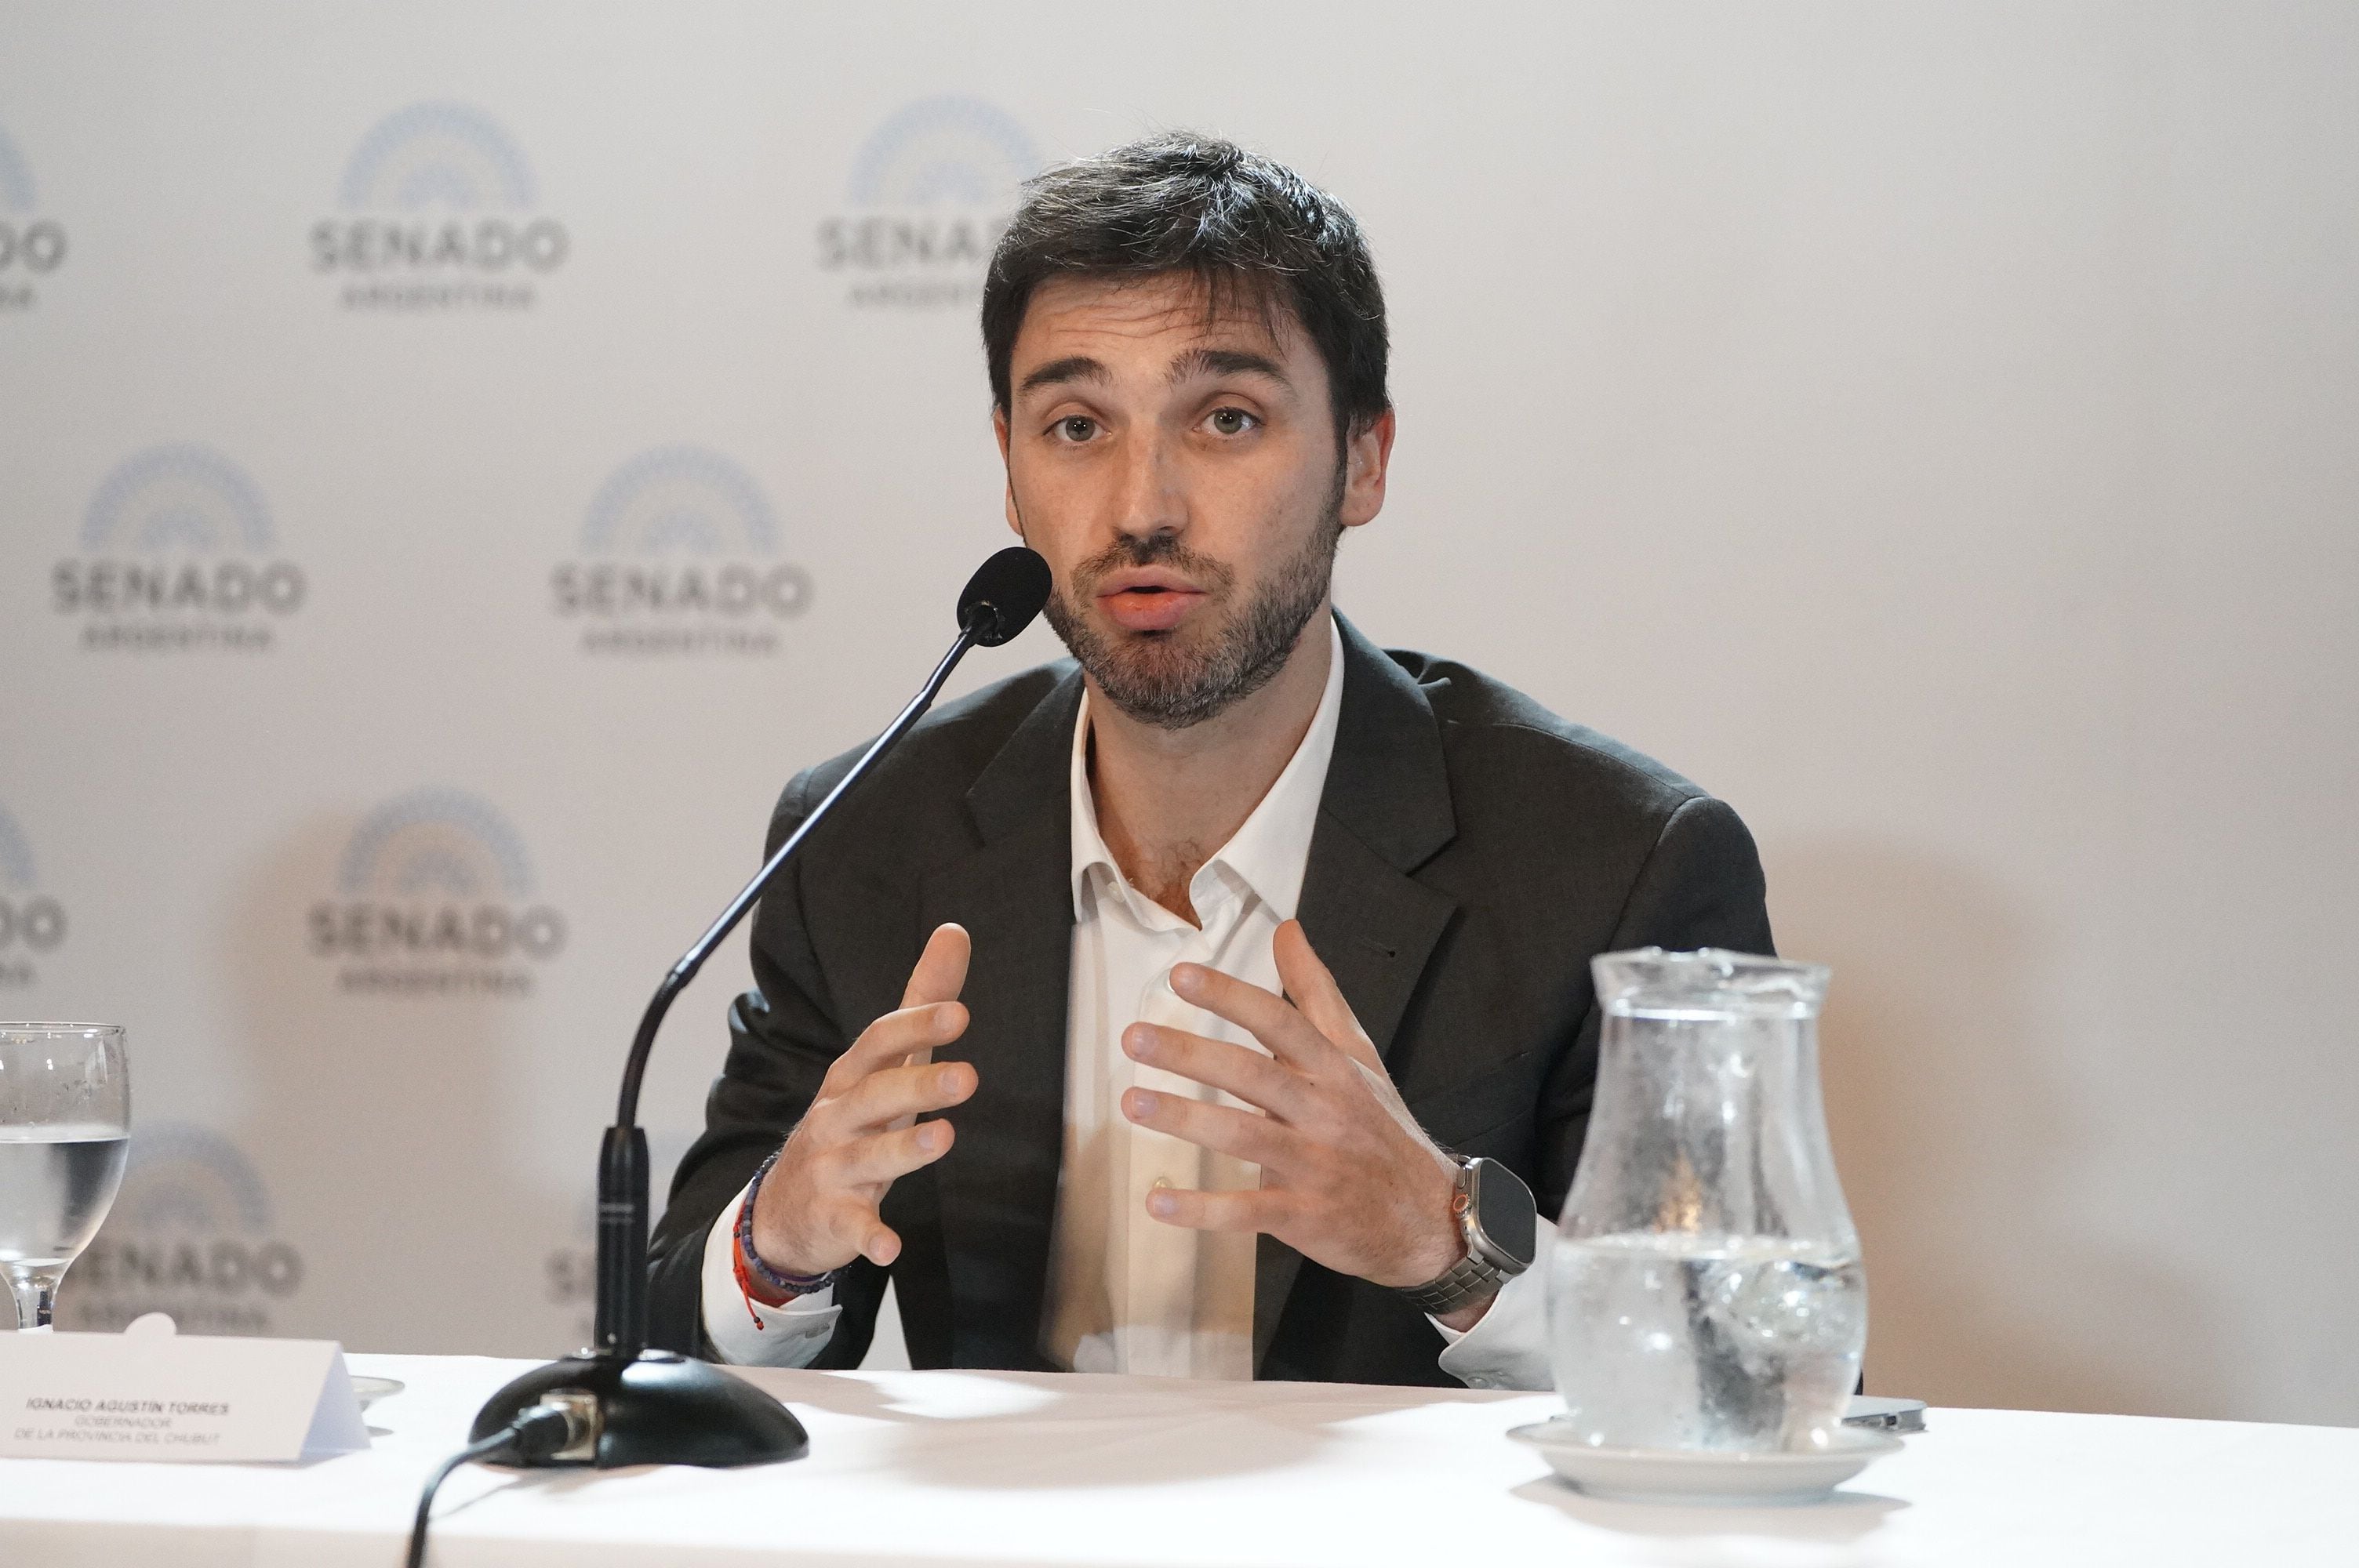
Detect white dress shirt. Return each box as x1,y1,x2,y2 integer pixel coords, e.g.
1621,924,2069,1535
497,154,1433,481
702,619,1553,1389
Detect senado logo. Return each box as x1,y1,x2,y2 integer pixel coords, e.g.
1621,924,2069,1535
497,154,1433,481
820,96,1041,310
64,1124,304,1335
551,445,813,657
0,804,67,989
312,101,567,312
0,121,66,311
309,788,566,997
52,445,305,655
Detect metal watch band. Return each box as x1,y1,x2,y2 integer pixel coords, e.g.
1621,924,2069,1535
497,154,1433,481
1394,1155,1536,1317
1394,1247,1511,1317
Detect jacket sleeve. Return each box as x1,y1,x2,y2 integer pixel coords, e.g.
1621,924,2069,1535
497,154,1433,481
1534,793,1776,1218
645,768,892,1364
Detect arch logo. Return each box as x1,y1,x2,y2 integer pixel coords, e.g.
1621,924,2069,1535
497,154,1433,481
0,804,67,989
312,102,568,312
819,96,1041,311
0,120,65,310
63,1124,304,1335
51,445,305,654
308,788,565,997
551,445,813,657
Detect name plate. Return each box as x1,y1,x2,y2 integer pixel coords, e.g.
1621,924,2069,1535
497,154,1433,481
0,1316,368,1462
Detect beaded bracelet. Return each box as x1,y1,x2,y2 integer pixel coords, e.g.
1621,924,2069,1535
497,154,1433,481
734,1148,836,1311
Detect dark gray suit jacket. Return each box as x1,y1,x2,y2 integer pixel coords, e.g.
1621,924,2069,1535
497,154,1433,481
649,615,1772,1386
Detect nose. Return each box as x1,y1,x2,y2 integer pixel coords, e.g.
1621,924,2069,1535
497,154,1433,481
1108,424,1184,553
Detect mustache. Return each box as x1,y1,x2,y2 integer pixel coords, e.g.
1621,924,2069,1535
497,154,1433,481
1068,532,1236,595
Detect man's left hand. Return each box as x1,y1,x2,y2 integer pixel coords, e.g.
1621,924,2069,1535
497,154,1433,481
1120,919,1487,1326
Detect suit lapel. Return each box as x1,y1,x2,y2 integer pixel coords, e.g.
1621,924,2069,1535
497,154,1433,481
909,626,1461,1374
920,666,1084,1370
1256,615,1460,1370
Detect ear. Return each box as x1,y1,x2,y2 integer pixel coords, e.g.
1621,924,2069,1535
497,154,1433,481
994,405,1023,536
1338,406,1396,532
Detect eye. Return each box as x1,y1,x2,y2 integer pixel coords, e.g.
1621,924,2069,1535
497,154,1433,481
1053,416,1099,443
1206,407,1259,437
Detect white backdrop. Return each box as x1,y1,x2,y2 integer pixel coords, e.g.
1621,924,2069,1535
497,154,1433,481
2,2,2352,1426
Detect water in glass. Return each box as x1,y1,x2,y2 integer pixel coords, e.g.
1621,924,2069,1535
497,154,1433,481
0,1023,130,1330
0,1126,130,1268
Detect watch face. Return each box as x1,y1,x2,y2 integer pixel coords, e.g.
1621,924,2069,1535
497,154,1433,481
1467,1158,1538,1269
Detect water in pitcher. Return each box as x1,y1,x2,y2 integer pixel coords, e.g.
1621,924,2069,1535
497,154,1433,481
1550,1232,1865,1451
0,1124,129,1269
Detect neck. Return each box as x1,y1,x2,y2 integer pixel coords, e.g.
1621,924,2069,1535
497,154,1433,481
1086,609,1334,924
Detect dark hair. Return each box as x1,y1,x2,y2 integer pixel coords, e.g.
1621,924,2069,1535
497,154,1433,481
982,132,1389,445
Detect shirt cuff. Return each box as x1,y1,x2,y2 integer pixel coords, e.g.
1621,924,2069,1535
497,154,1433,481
1431,1222,1555,1392
700,1176,841,1367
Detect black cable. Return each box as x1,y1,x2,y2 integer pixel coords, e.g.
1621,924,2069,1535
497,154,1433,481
406,1404,580,1568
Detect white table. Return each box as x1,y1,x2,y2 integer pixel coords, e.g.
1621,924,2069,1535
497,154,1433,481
2,1353,2355,1566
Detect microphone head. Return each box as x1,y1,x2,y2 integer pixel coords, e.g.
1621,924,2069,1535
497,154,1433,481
958,546,1054,648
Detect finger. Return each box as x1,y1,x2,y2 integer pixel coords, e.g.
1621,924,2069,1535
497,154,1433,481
849,1210,902,1267
826,1000,970,1092
832,1058,976,1134
901,922,971,1009
1141,1185,1284,1233
1168,961,1342,1076
809,1195,904,1269
1273,920,1386,1076
1121,1023,1307,1120
828,1120,955,1186
821,1000,969,1098
886,924,972,1129
1122,1087,1296,1170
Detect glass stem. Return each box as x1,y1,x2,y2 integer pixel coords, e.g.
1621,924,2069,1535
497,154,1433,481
6,1267,59,1331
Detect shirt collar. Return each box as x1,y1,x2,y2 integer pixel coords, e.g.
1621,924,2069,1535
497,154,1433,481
1069,615,1346,927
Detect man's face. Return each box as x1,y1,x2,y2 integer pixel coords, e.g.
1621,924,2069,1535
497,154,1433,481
995,270,1393,729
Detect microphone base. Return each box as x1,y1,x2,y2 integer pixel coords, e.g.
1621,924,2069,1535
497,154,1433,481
471,1349,809,1468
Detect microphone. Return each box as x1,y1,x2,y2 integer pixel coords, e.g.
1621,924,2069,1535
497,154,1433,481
958,544,1053,647
471,546,1053,1468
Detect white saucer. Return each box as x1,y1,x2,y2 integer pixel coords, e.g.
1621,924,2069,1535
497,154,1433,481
1508,1420,1904,1505
351,1376,405,1412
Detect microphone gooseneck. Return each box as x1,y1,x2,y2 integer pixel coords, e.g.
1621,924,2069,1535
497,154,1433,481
471,545,1052,1472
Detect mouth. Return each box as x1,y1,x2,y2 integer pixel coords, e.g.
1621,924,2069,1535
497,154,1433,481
1096,569,1208,633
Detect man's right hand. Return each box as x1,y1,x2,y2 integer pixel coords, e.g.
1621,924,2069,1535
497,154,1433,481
747,922,974,1276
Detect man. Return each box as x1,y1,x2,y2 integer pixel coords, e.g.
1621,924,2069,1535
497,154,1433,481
648,133,1771,1390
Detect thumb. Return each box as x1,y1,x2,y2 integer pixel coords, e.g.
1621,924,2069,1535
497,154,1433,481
1275,920,1447,1167
1274,920,1384,1076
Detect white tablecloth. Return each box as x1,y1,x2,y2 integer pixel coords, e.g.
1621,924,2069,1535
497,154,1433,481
2,1353,2354,1566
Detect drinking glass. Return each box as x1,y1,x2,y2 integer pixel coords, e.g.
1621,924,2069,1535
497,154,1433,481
1549,951,1864,1453
0,1023,130,1331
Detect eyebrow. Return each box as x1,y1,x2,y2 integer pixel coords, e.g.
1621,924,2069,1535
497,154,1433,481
1168,347,1290,388
1018,355,1110,395
1016,347,1294,398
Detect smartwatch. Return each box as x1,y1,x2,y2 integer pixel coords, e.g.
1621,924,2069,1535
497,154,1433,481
1393,1156,1538,1318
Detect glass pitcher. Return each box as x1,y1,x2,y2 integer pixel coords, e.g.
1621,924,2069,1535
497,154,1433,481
1548,949,1863,1452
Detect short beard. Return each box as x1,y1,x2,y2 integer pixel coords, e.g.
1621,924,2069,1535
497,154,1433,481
1042,495,1343,732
